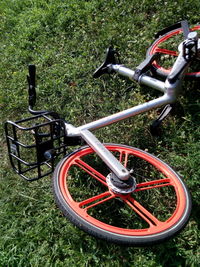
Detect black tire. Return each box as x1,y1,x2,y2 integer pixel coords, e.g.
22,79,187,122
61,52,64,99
52,144,191,246
147,25,200,79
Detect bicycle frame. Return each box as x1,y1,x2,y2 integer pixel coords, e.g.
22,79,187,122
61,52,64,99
5,20,196,245
6,28,195,183
64,49,189,181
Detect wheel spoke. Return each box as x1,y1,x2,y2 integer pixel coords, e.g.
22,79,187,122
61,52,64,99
78,191,115,210
74,158,107,186
56,144,191,243
135,178,172,192
155,48,178,56
124,196,163,227
119,150,129,167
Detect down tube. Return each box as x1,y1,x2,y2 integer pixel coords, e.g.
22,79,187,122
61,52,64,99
76,94,173,132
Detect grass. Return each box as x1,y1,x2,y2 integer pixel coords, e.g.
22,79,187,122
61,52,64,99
0,0,200,266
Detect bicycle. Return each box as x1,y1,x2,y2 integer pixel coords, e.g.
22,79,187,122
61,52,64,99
5,20,199,245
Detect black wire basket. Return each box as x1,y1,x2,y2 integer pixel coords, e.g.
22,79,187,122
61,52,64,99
5,112,71,181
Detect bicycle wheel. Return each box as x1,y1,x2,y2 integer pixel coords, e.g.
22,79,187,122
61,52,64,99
147,25,200,79
52,144,191,245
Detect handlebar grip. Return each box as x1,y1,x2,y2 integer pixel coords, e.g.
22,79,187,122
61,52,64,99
28,64,36,86
27,64,36,107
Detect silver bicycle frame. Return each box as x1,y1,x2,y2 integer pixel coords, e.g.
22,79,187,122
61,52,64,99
65,49,189,181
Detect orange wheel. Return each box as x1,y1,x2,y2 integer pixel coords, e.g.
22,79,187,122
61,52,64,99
147,25,200,79
52,144,191,245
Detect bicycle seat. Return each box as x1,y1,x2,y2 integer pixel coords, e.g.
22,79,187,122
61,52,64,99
93,46,120,78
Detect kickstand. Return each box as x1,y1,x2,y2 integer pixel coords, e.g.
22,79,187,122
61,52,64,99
150,104,173,136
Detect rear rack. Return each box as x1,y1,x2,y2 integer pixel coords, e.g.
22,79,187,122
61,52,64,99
5,112,80,181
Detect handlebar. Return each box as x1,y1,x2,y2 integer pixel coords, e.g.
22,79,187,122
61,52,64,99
93,28,199,101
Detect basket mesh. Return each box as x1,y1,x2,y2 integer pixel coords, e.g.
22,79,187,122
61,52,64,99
5,113,68,181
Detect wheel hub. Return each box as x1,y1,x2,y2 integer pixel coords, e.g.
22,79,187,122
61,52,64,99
106,173,137,194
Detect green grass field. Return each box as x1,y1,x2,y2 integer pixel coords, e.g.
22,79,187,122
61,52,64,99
0,0,199,266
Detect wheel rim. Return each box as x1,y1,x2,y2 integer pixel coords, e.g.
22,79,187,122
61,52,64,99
149,25,200,77
58,145,188,236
